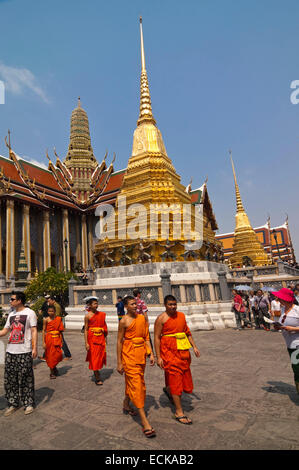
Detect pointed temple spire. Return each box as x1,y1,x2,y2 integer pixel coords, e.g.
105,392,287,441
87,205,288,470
137,17,156,126
63,98,98,202
229,150,270,267
229,150,245,213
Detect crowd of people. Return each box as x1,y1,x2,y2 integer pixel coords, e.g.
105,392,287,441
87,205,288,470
232,284,299,331
0,283,298,438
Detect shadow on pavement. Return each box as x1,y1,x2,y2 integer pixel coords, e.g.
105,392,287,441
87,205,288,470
57,365,72,376
262,381,299,406
101,368,114,382
35,387,55,406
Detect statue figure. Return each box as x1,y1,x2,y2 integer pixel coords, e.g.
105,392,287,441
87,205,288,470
179,240,199,261
119,245,133,265
159,239,176,262
203,242,211,261
136,240,152,263
101,246,114,267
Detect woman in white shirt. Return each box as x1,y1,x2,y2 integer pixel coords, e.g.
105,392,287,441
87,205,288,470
273,288,299,395
270,296,281,321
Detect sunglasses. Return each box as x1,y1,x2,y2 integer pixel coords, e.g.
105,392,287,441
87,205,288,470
281,314,287,324
10,297,17,301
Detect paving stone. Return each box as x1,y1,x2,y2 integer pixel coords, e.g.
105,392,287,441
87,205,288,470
0,328,298,450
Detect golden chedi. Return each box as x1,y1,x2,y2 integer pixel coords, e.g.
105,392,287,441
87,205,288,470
94,18,221,265
229,152,270,267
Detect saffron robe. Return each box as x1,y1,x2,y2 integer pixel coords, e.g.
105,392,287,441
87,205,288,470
86,311,107,371
122,314,149,408
45,316,64,369
160,311,193,396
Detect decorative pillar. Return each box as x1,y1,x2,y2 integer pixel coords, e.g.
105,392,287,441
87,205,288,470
81,214,88,270
217,269,231,301
75,215,81,265
160,268,171,299
62,209,70,271
88,215,94,268
43,211,51,270
68,277,77,306
6,199,15,280
0,204,2,274
22,204,31,275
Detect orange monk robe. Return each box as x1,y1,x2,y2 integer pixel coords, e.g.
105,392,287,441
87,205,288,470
45,316,64,369
160,311,193,396
86,311,108,371
122,314,150,409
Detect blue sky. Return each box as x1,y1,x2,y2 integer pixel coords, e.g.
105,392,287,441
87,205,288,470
0,0,298,256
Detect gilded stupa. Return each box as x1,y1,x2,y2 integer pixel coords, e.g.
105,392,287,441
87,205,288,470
229,152,270,267
64,98,98,202
94,18,221,265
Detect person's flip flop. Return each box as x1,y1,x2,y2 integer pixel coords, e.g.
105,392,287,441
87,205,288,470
123,408,137,416
163,387,174,404
143,427,156,438
175,415,192,425
50,374,56,379
95,381,103,386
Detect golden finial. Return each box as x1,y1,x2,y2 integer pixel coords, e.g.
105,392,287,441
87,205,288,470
137,17,156,126
229,150,245,213
111,152,116,164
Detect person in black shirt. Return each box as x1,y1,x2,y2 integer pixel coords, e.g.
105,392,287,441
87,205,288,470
115,296,125,321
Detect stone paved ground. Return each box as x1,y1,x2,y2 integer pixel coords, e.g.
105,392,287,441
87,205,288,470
0,328,298,450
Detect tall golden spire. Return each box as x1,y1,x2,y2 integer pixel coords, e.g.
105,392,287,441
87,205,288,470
137,17,156,126
230,150,245,213
229,150,270,267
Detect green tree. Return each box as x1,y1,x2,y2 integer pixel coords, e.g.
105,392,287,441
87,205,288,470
25,267,77,308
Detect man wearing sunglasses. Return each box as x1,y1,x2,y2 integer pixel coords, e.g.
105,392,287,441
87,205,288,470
0,291,37,416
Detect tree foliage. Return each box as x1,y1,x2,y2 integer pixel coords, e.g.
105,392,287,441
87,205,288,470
24,267,77,308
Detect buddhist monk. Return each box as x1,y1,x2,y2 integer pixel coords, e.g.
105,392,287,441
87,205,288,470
117,295,156,438
42,305,64,379
84,297,108,385
154,294,200,425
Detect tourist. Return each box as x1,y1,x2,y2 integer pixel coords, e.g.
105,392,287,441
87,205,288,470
232,289,245,330
133,288,149,323
117,295,156,438
241,293,252,328
42,305,64,379
293,284,299,305
273,288,299,394
133,288,154,349
154,295,200,425
115,296,125,321
248,290,256,325
84,296,108,386
0,291,37,416
254,289,270,330
270,296,281,325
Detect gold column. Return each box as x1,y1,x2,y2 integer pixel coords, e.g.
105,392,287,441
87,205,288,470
88,215,94,268
6,199,15,279
22,204,31,274
62,209,70,271
81,214,88,269
43,211,51,270
0,204,2,274
75,215,81,265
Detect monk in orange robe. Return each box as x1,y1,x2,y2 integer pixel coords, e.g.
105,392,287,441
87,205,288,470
42,305,64,379
117,295,156,438
154,294,200,425
84,297,108,385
